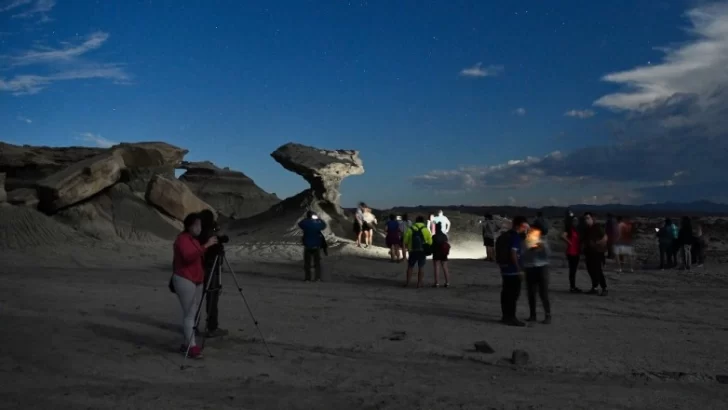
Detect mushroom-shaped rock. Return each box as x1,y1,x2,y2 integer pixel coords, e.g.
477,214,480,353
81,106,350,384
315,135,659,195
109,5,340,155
145,174,215,221
270,143,364,206
179,161,280,219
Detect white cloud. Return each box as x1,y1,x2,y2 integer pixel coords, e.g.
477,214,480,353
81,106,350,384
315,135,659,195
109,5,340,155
0,0,55,22
513,107,526,116
77,132,115,148
459,62,503,78
594,2,728,113
16,115,32,123
564,109,596,119
0,31,131,96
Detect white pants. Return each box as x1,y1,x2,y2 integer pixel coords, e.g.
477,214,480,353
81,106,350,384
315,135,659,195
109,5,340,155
173,275,203,347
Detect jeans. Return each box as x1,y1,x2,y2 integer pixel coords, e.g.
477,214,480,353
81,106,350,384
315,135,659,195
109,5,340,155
500,275,522,320
659,243,675,269
567,254,580,289
585,252,607,290
304,248,322,280
525,266,551,317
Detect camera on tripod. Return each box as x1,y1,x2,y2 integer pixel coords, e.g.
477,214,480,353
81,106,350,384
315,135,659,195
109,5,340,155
212,226,230,244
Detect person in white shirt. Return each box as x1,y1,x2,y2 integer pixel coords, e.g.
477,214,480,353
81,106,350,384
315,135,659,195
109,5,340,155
433,210,451,235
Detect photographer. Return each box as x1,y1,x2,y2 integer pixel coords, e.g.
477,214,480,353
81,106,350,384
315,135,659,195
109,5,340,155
197,209,228,338
298,211,328,282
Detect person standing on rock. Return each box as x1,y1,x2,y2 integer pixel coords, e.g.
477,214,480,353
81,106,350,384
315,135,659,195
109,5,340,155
299,211,328,282
354,202,365,247
172,213,218,359
362,207,377,248
197,209,228,338
403,215,433,288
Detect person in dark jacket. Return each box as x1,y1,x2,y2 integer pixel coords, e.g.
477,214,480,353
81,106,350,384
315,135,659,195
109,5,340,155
677,216,694,270
583,212,608,296
431,222,451,287
298,211,328,281
657,218,677,269
197,209,228,338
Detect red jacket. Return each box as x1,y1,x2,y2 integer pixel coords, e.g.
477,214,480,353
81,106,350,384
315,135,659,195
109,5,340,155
173,232,206,284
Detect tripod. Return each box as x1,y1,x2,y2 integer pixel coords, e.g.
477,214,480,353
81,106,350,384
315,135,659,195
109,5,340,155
181,248,274,368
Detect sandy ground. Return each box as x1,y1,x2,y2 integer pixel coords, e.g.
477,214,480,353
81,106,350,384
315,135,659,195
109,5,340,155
1,238,728,410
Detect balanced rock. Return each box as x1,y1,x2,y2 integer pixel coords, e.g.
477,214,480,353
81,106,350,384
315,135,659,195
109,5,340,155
270,143,364,207
116,142,188,192
0,173,6,203
35,152,126,213
179,161,280,219
145,174,214,221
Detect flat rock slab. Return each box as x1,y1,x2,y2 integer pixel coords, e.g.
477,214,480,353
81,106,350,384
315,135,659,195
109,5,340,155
145,174,215,221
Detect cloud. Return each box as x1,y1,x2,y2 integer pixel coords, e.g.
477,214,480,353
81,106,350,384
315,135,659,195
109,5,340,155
513,107,526,116
0,0,55,22
77,132,115,148
0,31,131,95
16,115,32,123
564,109,596,119
459,62,503,78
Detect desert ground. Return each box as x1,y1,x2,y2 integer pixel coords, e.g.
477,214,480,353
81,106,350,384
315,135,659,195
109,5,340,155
1,141,727,409
2,216,728,410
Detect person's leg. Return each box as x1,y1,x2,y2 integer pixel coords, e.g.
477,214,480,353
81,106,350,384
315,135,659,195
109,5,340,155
417,254,426,288
585,254,598,292
442,261,450,285
432,259,440,286
303,248,312,281
405,252,416,286
173,275,199,348
596,258,608,294
659,244,666,269
500,276,508,321
313,248,322,281
685,244,692,269
511,275,523,322
540,266,551,321
567,255,578,290
525,268,538,320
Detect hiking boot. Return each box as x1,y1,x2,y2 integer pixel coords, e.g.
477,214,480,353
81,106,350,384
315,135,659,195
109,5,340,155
206,328,229,338
569,287,583,293
586,288,599,295
599,289,608,297
542,315,552,325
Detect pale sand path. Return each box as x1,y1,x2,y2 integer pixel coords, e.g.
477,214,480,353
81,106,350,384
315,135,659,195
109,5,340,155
1,241,727,409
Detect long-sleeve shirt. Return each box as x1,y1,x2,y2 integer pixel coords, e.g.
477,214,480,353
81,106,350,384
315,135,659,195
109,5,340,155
173,232,206,284
298,218,328,249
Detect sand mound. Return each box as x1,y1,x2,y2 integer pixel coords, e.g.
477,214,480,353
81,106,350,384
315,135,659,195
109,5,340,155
53,184,181,243
0,204,90,250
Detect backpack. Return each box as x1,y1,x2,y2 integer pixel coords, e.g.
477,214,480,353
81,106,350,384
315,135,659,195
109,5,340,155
410,225,432,255
495,231,517,265
440,241,451,256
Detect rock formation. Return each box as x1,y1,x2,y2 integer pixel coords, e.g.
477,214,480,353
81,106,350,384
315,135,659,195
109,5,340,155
7,188,39,207
146,174,215,221
179,161,280,219
270,142,364,209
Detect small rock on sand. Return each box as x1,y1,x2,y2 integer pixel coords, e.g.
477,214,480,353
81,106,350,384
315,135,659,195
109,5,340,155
474,341,495,354
511,349,530,365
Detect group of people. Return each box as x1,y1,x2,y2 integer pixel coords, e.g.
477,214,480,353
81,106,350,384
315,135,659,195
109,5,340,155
655,216,705,270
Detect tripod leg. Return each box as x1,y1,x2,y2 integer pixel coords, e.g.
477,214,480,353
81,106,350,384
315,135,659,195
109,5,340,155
222,255,275,358
181,256,219,367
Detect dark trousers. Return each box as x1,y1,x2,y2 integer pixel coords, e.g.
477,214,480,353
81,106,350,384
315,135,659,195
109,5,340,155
204,262,221,331
567,255,580,289
659,243,675,268
526,266,551,317
500,275,522,320
304,248,322,280
585,252,607,290
691,240,705,265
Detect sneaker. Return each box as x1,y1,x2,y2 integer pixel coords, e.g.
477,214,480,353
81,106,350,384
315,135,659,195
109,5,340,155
569,287,583,293
206,328,229,338
542,315,552,325
504,318,526,327
599,289,609,297
444,283,450,288
586,288,599,295
188,345,203,359
432,283,440,288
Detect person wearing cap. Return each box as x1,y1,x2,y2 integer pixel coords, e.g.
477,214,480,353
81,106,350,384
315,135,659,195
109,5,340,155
298,210,328,282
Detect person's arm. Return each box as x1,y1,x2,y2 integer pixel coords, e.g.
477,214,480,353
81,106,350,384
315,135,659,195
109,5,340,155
561,231,571,245
320,220,328,230
445,217,451,233
424,228,433,245
175,235,206,264
510,234,521,271
298,219,306,230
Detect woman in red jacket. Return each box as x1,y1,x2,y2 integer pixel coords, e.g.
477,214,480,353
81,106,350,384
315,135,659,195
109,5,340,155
172,212,218,358
561,215,582,293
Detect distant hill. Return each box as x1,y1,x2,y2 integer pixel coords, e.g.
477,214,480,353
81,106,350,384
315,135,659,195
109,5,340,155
347,200,728,218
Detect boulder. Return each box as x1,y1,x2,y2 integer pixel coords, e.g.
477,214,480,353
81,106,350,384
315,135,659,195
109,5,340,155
0,142,103,190
511,349,530,366
474,341,495,354
114,142,188,192
145,174,215,221
270,142,364,209
7,188,39,208
35,152,126,213
0,173,6,203
179,160,280,219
